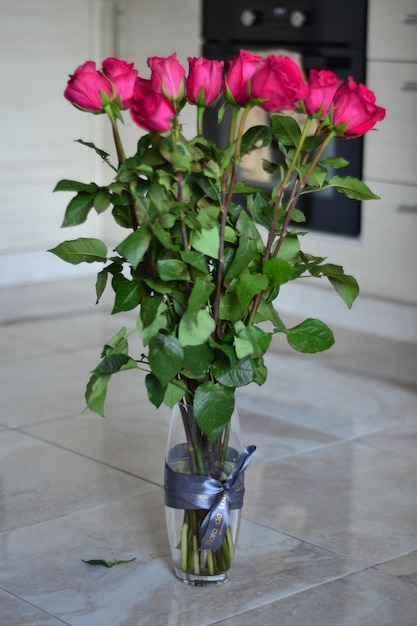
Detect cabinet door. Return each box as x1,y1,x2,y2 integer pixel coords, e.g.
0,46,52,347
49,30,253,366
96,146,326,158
368,0,417,61
361,182,417,304
364,62,417,185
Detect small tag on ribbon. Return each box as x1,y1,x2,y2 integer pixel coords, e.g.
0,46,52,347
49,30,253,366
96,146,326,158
164,445,257,551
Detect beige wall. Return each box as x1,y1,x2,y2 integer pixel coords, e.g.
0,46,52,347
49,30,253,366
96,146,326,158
0,0,201,284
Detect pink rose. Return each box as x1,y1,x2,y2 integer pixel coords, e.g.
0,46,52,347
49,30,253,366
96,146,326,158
130,78,176,132
64,61,113,112
102,58,138,109
224,49,264,106
303,69,343,117
186,57,224,107
148,53,186,105
251,55,309,112
331,77,386,137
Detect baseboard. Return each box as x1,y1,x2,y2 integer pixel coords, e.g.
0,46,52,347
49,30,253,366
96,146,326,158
0,249,97,287
1,250,416,344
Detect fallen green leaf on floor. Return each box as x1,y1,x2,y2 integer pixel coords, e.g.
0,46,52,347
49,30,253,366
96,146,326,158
81,557,136,568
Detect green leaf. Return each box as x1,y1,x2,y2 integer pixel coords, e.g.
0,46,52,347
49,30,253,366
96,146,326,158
212,353,257,388
157,259,191,282
92,353,137,375
61,192,96,227
224,237,259,284
236,273,269,311
235,324,272,358
286,318,335,353
233,180,264,195
187,278,215,318
101,327,129,356
148,334,184,386
117,227,151,269
75,139,113,165
219,291,245,323
194,382,235,443
309,263,359,309
48,238,108,265
253,358,268,385
82,558,136,568
178,310,215,347
263,258,295,287
271,114,301,147
85,373,110,417
276,234,300,261
179,250,209,274
94,188,111,214
95,269,108,303
182,343,213,377
304,164,327,188
145,373,166,408
137,297,168,346
54,179,98,193
163,380,188,407
234,336,254,359
321,156,349,169
328,175,380,200
191,227,220,259
240,125,272,156
112,279,144,314
140,295,164,327
112,205,134,229
328,274,359,309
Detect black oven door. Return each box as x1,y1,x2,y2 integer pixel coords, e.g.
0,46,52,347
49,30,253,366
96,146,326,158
202,43,365,237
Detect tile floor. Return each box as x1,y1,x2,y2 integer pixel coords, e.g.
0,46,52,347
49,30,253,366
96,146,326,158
0,278,416,625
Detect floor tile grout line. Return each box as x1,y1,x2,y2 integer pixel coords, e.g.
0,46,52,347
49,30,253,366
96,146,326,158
204,568,371,626
240,515,370,569
371,547,417,570
2,426,165,490
0,486,162,539
0,585,72,625
0,305,113,328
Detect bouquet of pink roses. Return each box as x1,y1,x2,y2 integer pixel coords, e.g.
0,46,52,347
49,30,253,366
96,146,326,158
51,50,384,581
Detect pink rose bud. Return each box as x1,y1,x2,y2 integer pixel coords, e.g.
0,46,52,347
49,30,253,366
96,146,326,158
251,55,309,113
130,78,176,133
102,58,138,109
331,76,386,137
147,53,186,105
186,57,224,107
64,61,113,112
224,49,264,106
303,69,343,117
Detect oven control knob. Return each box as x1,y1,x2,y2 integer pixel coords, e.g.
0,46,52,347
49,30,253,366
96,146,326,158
240,9,258,27
290,10,307,28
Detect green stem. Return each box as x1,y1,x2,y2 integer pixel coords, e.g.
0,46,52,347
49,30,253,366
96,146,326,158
197,106,204,136
228,105,240,147
248,124,335,324
181,514,189,571
109,114,126,166
263,116,313,262
233,105,254,163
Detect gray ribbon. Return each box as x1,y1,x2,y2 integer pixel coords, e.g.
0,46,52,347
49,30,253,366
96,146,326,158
164,444,256,551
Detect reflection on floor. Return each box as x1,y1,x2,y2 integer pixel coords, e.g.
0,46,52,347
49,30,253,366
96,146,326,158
0,279,416,625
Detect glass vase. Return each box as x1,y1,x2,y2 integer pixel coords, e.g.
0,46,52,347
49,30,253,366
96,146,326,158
164,402,247,585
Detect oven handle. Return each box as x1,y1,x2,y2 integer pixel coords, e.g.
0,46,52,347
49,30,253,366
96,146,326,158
398,204,417,213
404,14,417,23
402,82,417,91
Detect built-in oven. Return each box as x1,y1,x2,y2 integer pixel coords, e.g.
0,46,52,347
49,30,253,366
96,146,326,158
201,0,368,237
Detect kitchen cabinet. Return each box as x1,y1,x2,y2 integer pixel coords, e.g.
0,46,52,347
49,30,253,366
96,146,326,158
362,0,417,304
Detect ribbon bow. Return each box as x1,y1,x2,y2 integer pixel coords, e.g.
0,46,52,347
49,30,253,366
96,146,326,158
164,445,257,551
